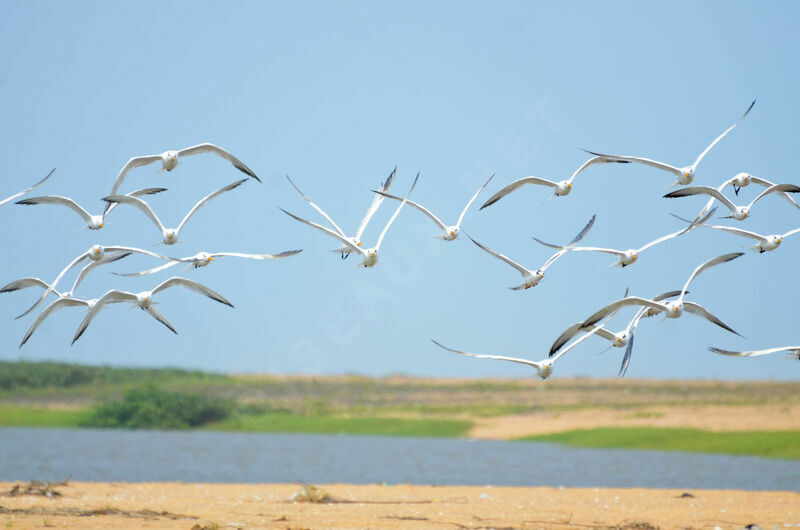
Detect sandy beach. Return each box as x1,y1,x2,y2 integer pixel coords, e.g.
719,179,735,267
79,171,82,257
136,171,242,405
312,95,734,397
1,481,797,529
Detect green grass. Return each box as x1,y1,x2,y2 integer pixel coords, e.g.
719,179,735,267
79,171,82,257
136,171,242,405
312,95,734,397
207,412,473,438
0,405,90,428
520,427,800,460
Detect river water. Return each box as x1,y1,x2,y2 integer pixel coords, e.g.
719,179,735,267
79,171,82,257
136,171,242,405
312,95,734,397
1,427,797,490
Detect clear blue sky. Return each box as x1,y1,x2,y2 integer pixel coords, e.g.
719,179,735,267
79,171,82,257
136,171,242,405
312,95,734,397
1,1,798,380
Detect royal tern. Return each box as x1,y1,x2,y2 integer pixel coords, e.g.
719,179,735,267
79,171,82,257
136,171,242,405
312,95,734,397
16,187,166,230
579,253,743,333
115,249,302,276
372,173,494,240
664,183,800,221
0,169,56,207
286,167,396,258
708,346,800,360
71,277,234,344
673,212,800,253
280,172,419,268
533,209,715,268
480,157,627,209
584,100,755,186
431,320,609,380
469,215,595,290
16,245,178,319
103,179,246,244
105,143,259,209
2,252,132,301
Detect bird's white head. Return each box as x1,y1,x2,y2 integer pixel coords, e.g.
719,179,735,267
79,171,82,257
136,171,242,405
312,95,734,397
732,172,752,188
162,150,179,171
88,215,104,230
90,245,104,259
444,226,459,241
667,301,683,318
363,248,378,267
734,206,749,220
164,230,177,244
613,332,628,347
621,249,639,266
678,166,695,185
536,361,553,379
195,252,213,266
138,292,152,308
555,180,572,196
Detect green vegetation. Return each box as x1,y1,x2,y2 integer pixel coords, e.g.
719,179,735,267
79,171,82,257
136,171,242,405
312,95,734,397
520,427,800,460
0,404,89,428
207,412,471,437
81,385,234,429
0,360,228,391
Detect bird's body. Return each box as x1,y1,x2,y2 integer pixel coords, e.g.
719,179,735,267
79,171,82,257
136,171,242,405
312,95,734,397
584,100,755,186
664,183,800,221
282,173,419,268
71,277,233,344
17,187,166,230
372,173,494,240
104,179,246,244
469,215,595,290
480,157,626,209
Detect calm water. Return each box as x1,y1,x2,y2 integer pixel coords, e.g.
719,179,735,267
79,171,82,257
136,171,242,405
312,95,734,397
1,427,798,490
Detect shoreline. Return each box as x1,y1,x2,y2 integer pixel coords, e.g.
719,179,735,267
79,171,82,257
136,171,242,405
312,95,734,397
1,482,797,529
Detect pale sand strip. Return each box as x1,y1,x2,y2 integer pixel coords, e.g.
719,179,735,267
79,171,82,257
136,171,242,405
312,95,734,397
469,404,800,439
0,482,797,529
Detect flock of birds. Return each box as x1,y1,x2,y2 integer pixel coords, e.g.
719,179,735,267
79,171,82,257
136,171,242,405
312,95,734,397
2,100,799,378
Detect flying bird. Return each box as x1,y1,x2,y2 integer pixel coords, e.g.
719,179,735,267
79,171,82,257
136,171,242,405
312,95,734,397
431,320,610,380
533,209,715,268
664,183,800,221
708,346,800,360
480,157,627,209
0,168,56,207
468,215,595,290
114,249,302,276
280,173,419,268
103,179,246,244
286,167,396,258
16,187,166,230
372,173,494,240
2,252,132,301
584,100,755,186
672,213,800,253
105,143,259,208
578,253,743,334
16,245,178,319
71,277,234,344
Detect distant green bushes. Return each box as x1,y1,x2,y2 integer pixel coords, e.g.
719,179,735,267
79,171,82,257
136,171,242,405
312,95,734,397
82,385,234,429
0,360,226,391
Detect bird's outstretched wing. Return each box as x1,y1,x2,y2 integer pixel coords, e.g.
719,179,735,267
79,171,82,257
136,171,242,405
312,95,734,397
177,143,260,181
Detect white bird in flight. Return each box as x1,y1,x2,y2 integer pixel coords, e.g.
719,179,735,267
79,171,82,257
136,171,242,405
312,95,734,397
708,346,800,360
533,209,715,268
664,183,800,221
584,100,755,186
286,167,396,258
2,252,133,302
0,168,56,207
469,215,595,290
19,295,128,348
105,143,259,208
672,212,800,253
280,173,419,268
578,252,743,334
16,245,178,319
114,249,303,276
103,179,246,244
16,187,166,230
372,174,494,241
431,320,610,380
480,157,627,209
71,277,234,344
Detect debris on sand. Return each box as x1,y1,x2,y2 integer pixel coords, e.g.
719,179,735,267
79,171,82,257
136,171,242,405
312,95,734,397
289,482,331,503
678,492,695,498
3,480,69,498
